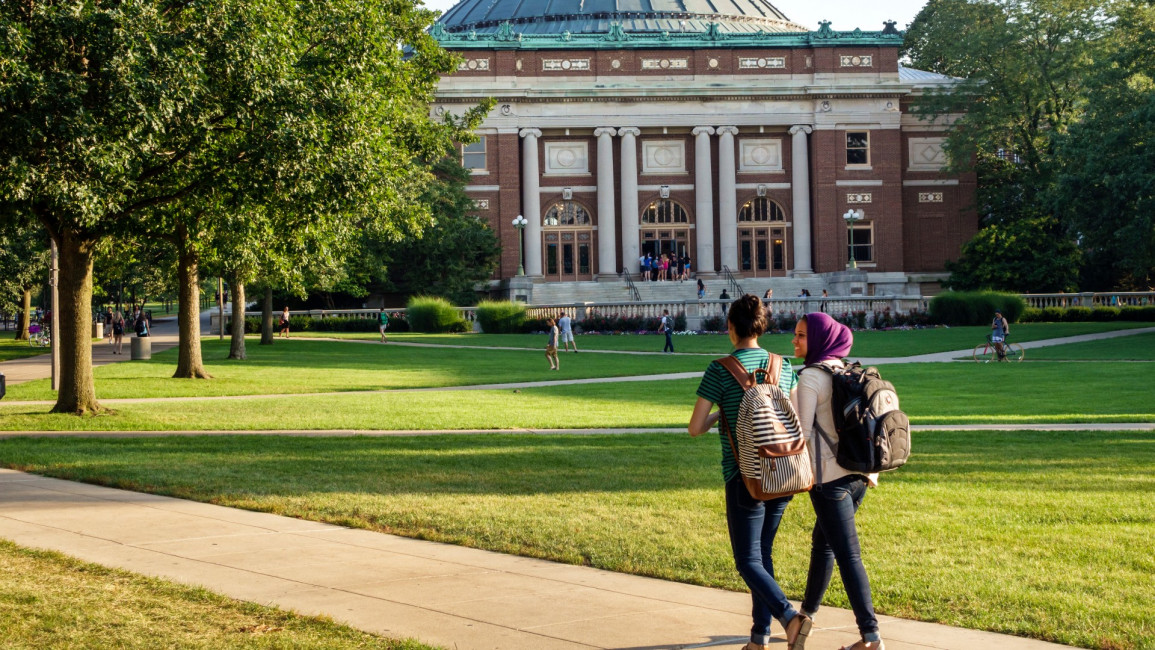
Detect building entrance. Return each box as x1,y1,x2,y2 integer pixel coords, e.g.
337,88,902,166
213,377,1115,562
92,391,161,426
738,197,788,277
542,201,595,281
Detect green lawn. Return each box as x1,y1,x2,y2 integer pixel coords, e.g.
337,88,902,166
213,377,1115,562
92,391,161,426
2,358,1152,431
1,431,1150,650
302,322,1149,357
1,338,708,401
0,539,436,650
1027,332,1155,360
0,330,47,363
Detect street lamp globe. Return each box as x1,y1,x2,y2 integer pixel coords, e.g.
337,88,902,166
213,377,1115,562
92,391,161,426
512,215,528,276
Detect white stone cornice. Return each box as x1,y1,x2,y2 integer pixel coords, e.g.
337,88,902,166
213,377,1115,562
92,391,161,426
519,128,542,139
716,126,740,136
593,127,618,137
789,125,814,136
692,126,716,137
617,127,641,137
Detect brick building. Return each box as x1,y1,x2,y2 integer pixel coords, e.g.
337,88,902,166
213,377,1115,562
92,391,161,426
430,0,976,300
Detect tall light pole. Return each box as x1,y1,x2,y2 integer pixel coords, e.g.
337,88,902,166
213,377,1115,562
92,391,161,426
512,214,528,276
842,208,865,269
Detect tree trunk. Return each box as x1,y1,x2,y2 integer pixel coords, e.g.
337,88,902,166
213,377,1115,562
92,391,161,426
51,232,102,415
174,224,212,379
228,277,246,360
15,288,31,340
260,285,274,345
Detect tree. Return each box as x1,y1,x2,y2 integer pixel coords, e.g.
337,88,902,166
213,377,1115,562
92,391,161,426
1051,1,1155,289
0,0,484,412
0,218,50,340
943,215,1081,291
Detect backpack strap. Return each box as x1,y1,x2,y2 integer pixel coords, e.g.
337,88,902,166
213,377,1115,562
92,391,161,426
716,353,782,389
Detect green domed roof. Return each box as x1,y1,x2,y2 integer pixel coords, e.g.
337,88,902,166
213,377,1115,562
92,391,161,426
437,0,809,36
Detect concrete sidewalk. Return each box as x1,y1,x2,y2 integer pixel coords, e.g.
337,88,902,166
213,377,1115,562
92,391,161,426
0,469,1075,650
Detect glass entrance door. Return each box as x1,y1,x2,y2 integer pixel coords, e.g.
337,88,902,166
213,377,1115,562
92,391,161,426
640,229,690,279
544,230,594,281
739,227,788,277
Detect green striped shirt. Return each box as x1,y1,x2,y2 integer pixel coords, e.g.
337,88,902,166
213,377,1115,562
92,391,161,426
696,348,798,482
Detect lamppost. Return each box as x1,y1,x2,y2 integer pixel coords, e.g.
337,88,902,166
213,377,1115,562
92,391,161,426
842,208,865,269
511,214,528,276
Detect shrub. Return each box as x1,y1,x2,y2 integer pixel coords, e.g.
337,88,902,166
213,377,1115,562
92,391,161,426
1041,306,1065,322
1120,305,1155,321
476,300,526,334
1063,306,1093,322
522,316,551,333
406,296,467,333
1019,307,1043,323
1090,307,1121,321
701,315,726,332
928,291,1026,326
774,311,799,333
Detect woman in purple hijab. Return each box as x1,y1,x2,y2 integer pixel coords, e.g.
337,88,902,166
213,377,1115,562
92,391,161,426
792,313,885,650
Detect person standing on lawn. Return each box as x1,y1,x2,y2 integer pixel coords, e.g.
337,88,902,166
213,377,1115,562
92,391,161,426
558,311,577,353
545,317,560,370
378,307,389,343
660,309,674,353
688,294,811,650
792,312,884,650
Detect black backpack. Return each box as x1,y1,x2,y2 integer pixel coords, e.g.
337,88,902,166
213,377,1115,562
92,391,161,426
806,362,911,473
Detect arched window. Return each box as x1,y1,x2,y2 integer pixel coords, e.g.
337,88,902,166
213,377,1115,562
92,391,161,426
641,199,688,225
543,202,591,227
738,197,785,222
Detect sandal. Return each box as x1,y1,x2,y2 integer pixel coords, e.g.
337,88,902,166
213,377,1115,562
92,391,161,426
785,613,812,650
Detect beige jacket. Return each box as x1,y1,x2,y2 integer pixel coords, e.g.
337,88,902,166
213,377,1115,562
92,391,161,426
794,360,879,487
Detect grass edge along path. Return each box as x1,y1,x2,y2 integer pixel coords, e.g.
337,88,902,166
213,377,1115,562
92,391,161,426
1,430,1152,650
0,538,438,650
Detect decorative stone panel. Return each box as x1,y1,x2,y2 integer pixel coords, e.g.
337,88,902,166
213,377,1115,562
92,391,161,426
641,58,688,70
738,57,786,69
846,193,872,204
457,58,490,71
544,142,589,175
473,199,490,210
542,58,590,71
908,137,948,171
840,55,873,67
919,192,945,203
739,139,783,172
642,141,686,174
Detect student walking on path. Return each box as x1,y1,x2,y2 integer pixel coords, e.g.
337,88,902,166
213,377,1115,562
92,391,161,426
545,318,560,370
378,308,389,343
792,312,884,650
660,309,674,353
688,295,812,650
279,307,291,338
111,311,125,354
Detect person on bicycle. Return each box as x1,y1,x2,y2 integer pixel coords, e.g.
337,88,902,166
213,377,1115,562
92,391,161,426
990,310,1010,360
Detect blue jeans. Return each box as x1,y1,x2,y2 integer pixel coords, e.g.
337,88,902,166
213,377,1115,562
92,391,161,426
725,477,800,644
802,475,880,642
664,330,674,352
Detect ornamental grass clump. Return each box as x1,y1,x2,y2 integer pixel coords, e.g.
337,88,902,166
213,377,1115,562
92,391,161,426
406,296,467,333
476,300,526,334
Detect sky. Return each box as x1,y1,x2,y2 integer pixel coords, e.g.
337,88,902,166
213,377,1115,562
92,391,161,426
419,0,931,32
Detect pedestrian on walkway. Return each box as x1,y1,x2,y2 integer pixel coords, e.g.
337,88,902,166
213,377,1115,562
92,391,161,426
660,309,674,353
792,312,884,650
378,308,389,343
279,307,291,338
558,311,578,353
545,318,560,370
112,311,125,354
104,308,113,343
697,278,706,300
688,295,811,650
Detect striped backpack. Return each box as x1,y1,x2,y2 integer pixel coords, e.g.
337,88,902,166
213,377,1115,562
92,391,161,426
717,355,814,500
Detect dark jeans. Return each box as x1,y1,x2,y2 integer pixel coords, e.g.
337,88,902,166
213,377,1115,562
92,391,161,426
663,330,674,352
802,475,880,641
725,477,799,644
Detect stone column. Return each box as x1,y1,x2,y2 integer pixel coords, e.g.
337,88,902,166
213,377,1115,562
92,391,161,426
618,127,641,277
693,126,716,274
790,125,814,275
594,127,618,276
717,126,739,273
519,128,543,276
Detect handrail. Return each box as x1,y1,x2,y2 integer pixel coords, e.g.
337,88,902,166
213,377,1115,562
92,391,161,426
721,265,745,297
619,270,642,302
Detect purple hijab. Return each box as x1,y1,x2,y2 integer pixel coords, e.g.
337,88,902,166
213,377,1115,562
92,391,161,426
803,312,853,366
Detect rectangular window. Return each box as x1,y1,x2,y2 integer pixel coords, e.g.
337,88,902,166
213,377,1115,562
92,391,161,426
462,136,486,170
848,223,874,264
546,243,558,275
846,131,870,166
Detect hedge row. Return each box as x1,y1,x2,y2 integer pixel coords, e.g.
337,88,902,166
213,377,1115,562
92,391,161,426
406,296,468,333
1020,305,1155,323
929,292,1026,326
475,300,527,334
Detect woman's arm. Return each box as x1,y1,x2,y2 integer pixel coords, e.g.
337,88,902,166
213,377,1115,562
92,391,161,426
792,371,820,443
688,397,720,437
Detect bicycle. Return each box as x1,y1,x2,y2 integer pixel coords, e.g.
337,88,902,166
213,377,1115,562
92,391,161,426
973,336,1024,363
27,323,50,348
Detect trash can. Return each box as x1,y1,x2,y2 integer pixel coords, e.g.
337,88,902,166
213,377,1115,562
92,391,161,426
130,336,152,360
92,321,103,340
0,372,6,400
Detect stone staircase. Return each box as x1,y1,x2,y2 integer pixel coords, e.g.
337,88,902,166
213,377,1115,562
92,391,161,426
528,275,829,305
